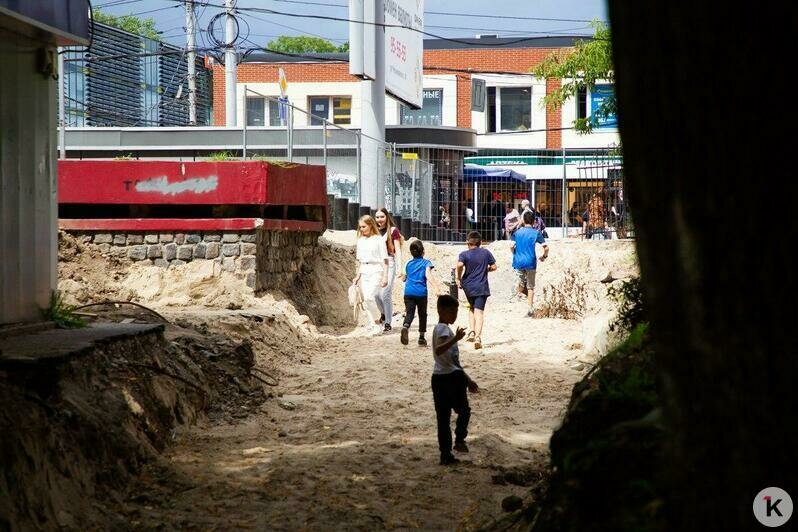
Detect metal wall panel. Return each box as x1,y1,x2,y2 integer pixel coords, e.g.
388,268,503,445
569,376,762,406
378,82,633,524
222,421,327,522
0,33,57,324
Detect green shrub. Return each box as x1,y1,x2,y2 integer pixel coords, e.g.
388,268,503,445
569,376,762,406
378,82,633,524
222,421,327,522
42,291,86,329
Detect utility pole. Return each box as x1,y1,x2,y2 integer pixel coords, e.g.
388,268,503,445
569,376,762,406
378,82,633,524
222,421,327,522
224,0,237,126
359,0,385,208
185,0,197,125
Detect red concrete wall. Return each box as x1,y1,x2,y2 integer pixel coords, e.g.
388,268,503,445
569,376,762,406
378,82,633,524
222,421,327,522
58,160,327,207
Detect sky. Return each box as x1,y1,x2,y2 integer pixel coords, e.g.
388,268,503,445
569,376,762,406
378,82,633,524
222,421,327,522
94,0,608,48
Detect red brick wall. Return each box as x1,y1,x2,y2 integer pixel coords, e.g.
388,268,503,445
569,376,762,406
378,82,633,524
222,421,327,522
545,78,562,149
212,47,572,132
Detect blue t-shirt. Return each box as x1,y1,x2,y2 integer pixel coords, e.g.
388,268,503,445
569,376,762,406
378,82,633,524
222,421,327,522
458,247,496,297
512,227,546,270
404,257,433,297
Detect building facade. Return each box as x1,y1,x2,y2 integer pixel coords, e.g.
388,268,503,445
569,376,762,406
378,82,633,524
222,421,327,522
213,36,619,151
61,22,213,127
210,37,621,235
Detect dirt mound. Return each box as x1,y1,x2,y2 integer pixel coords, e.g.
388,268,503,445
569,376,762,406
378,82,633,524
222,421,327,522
0,323,266,530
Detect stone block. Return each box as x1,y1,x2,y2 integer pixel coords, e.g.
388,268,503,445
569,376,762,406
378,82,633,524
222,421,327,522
240,233,257,243
147,245,162,259
144,234,159,244
128,245,147,261
222,243,240,257
159,234,174,243
194,242,207,259
222,233,240,243
222,257,236,272
127,234,143,245
186,234,201,244
113,234,126,246
172,259,186,267
205,242,220,259
240,256,256,271
153,259,169,268
163,243,177,260
98,243,111,254
177,245,193,260
109,247,127,258
241,243,256,255
203,233,221,242
175,233,185,245
246,272,256,289
93,233,113,244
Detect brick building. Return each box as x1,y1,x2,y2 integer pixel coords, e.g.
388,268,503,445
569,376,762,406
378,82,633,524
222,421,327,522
212,36,619,151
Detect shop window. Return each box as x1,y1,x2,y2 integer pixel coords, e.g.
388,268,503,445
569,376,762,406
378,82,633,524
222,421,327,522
309,96,352,125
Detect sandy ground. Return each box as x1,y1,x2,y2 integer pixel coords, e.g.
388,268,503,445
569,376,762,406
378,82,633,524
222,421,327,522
120,311,581,530
58,230,637,529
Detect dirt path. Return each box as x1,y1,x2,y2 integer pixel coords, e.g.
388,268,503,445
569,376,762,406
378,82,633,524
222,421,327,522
120,311,581,531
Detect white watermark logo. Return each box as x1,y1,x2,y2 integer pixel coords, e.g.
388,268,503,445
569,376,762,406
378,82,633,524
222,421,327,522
753,487,793,527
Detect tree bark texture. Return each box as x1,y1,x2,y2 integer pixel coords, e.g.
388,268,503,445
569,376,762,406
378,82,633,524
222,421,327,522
607,2,797,529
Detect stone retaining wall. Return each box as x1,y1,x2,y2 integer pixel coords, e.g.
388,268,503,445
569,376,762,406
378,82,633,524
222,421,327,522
74,229,320,291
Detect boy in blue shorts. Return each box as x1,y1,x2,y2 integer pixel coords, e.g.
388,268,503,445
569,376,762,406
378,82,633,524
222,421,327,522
456,231,497,350
400,240,440,346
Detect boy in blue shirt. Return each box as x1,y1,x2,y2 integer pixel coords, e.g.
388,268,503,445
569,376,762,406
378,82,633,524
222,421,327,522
400,240,440,346
456,231,497,350
512,211,549,317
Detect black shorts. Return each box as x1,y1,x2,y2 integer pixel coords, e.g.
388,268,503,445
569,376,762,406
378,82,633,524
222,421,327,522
466,294,488,311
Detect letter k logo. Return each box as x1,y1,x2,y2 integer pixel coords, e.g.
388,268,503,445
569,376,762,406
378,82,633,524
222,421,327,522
765,495,784,517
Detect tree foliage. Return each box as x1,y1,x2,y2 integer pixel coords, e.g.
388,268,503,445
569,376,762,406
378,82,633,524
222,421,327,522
532,21,615,132
267,35,349,54
92,9,160,41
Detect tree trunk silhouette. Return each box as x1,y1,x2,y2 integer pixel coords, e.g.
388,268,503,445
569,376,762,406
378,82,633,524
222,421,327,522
607,2,796,529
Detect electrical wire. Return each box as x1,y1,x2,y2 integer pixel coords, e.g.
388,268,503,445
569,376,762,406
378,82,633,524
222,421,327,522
166,0,609,45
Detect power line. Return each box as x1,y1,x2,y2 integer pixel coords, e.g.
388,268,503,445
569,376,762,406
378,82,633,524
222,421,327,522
264,0,608,24
94,0,146,8
166,0,606,45
425,10,605,24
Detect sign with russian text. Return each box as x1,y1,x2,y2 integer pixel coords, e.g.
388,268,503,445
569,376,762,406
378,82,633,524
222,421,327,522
384,0,424,109
590,84,617,129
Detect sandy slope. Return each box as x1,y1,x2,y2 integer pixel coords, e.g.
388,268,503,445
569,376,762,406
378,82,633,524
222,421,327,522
120,312,580,530
58,230,636,529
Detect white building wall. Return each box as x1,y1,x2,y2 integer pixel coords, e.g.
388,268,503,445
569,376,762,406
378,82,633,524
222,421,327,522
238,75,459,129
470,74,548,150
1,33,58,323
237,81,362,127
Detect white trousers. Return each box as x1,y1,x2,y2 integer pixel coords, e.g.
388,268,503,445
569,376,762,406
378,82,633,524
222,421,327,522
375,256,396,325
360,263,383,325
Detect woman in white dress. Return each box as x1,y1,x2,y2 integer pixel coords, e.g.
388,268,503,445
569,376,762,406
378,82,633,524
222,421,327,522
353,215,389,334
374,208,404,332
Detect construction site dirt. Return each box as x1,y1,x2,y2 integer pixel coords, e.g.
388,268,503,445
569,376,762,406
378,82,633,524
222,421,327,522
3,230,636,530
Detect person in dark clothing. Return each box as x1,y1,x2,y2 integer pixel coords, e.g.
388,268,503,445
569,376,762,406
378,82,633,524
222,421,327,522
431,295,479,465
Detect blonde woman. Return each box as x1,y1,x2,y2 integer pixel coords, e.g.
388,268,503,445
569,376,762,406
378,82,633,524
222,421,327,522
374,208,404,332
353,215,389,335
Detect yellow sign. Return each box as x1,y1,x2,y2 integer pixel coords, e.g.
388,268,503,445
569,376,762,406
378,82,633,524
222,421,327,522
278,67,288,98
401,152,418,160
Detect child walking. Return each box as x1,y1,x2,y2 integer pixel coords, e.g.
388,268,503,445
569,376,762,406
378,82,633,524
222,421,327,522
432,295,479,465
456,231,497,350
399,240,440,346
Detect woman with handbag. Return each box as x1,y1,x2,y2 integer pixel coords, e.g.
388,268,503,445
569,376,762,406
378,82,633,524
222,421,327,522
353,215,389,335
